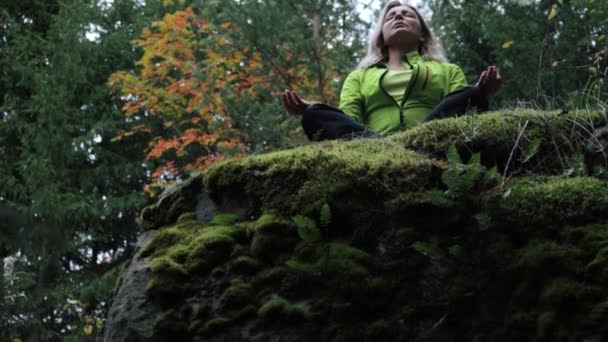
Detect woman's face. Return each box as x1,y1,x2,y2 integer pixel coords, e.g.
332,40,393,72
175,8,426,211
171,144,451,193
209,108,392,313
381,5,423,48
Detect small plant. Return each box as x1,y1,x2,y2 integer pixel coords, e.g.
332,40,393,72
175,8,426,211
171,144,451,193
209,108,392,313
424,144,500,230
292,215,320,242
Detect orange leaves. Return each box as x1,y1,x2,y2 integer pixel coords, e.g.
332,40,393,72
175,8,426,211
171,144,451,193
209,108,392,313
117,6,250,185
111,6,335,190
147,137,181,159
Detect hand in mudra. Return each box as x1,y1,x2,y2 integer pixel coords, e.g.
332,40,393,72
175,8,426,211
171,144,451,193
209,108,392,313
476,65,502,98
281,90,311,115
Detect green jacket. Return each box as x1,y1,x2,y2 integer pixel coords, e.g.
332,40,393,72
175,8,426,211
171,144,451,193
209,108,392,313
339,51,467,135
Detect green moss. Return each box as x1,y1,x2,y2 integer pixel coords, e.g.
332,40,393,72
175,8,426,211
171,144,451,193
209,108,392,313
150,256,187,277
231,255,262,275
248,215,298,262
230,304,257,321
250,233,298,262
535,311,556,341
287,242,369,278
252,267,288,288
586,245,608,275
201,317,231,336
154,310,188,337
497,177,608,226
510,240,583,273
139,227,187,259
145,256,189,298
140,176,204,230
219,282,253,308
177,212,197,223
204,138,441,216
166,244,190,264
253,213,295,235
140,204,160,231
185,227,236,272
392,109,607,165
210,213,240,225
589,301,608,323
257,297,310,323
145,274,185,298
366,320,397,340
540,278,601,305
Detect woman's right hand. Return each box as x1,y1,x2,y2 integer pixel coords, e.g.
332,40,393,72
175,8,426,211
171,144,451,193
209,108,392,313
281,90,311,115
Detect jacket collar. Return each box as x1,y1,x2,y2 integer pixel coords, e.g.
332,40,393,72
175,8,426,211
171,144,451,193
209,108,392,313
372,50,423,69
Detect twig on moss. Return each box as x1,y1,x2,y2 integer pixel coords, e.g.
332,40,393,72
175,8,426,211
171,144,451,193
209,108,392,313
502,119,529,188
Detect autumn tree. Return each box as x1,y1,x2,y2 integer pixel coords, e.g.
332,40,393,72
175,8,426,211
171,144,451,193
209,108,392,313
109,7,266,192
110,1,371,190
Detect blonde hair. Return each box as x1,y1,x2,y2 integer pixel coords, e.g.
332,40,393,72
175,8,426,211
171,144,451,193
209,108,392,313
358,1,447,68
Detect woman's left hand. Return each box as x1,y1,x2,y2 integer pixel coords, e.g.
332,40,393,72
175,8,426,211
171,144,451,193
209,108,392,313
476,65,502,98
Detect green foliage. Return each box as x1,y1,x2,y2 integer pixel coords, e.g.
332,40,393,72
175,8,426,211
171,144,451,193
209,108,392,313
429,0,608,108
411,241,441,257
424,144,500,232
425,145,500,208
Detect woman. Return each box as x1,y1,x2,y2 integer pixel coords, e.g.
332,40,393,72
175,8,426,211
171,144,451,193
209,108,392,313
281,1,502,141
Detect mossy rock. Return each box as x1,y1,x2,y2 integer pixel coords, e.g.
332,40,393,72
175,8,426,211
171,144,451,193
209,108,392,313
249,213,299,262
231,255,262,275
204,138,443,217
219,282,253,309
393,109,608,174
106,109,608,342
140,176,204,230
153,310,189,339
492,177,608,227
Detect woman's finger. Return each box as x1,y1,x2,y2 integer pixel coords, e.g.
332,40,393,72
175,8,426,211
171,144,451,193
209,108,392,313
291,92,305,111
287,92,298,109
293,91,305,107
281,92,291,109
489,66,497,80
479,70,488,85
282,92,297,113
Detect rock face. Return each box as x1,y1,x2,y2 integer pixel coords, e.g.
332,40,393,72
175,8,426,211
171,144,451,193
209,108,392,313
104,109,608,341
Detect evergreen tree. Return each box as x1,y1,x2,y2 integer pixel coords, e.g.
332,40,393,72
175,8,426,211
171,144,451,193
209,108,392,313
0,0,163,340
429,0,607,107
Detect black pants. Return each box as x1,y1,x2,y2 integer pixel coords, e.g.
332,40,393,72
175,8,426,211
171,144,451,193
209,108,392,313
301,86,488,141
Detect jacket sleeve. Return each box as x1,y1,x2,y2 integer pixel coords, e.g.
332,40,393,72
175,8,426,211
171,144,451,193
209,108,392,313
448,64,468,93
339,70,364,123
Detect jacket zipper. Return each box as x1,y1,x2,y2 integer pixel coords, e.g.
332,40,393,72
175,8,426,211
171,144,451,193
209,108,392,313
422,66,430,90
379,62,420,129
